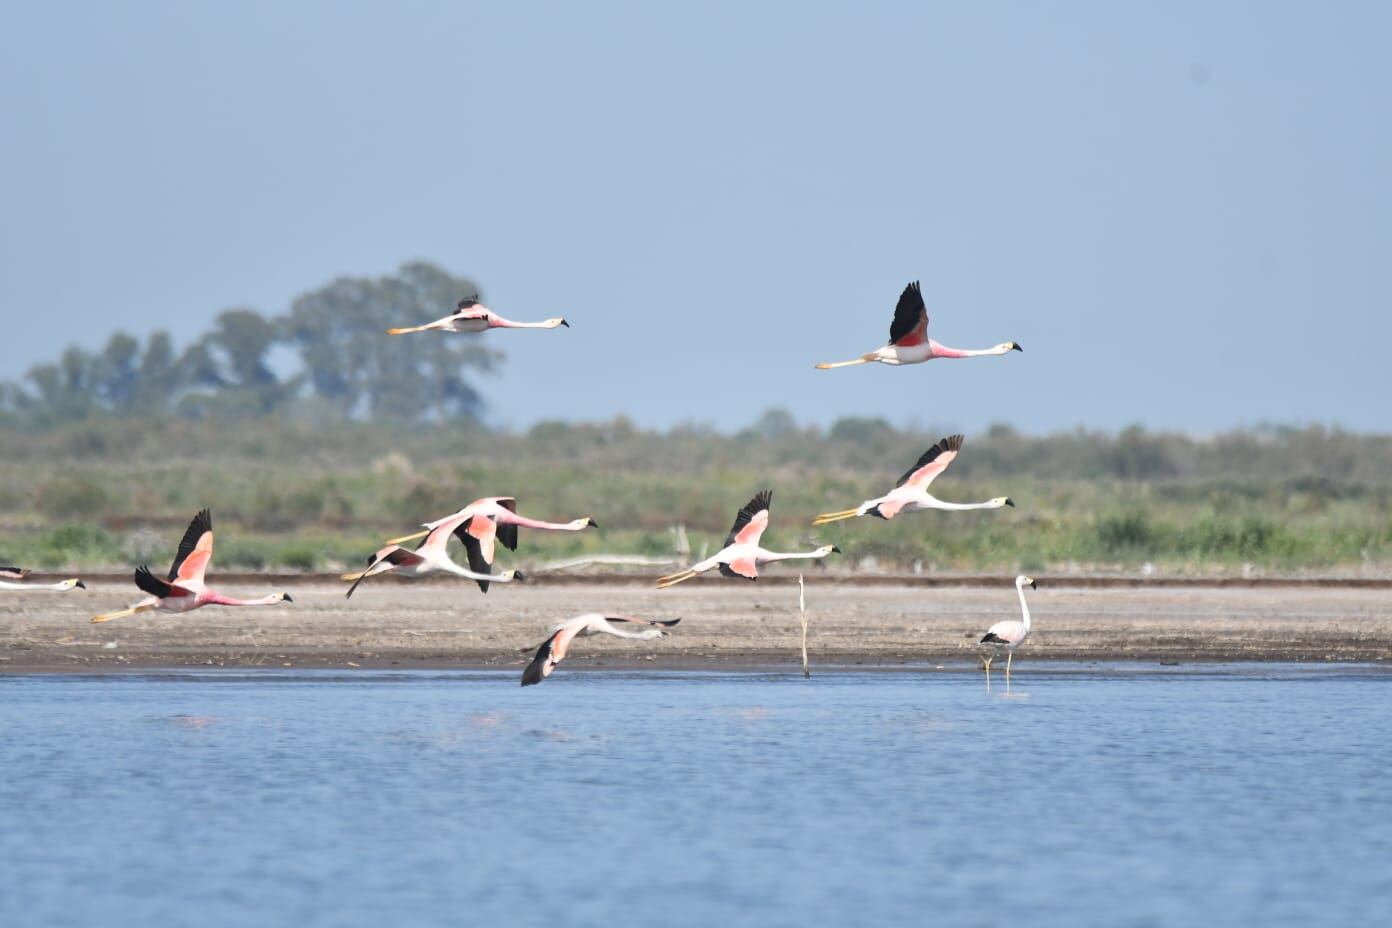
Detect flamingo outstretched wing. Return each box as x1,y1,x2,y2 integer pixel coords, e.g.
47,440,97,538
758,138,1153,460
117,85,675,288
521,621,583,686
493,498,519,551
168,509,214,584
724,490,773,548
453,513,499,593
895,435,964,489
604,616,682,628
719,559,760,580
887,281,929,348
135,565,191,600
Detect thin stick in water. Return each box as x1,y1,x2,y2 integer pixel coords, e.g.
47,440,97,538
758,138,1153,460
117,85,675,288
799,573,809,678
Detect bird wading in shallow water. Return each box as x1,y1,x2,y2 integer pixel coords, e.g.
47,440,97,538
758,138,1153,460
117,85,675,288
656,491,839,589
386,295,568,335
92,510,292,623
815,280,1021,369
813,435,1014,524
521,614,681,686
980,575,1037,689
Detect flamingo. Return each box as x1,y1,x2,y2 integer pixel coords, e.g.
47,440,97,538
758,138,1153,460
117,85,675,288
980,575,1037,688
91,510,292,623
655,490,839,589
384,497,596,593
0,567,86,592
815,281,1021,369
342,509,525,598
812,435,1014,525
386,295,568,335
521,614,681,686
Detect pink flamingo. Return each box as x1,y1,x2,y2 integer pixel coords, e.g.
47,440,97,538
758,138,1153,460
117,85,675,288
815,281,1021,369
342,508,524,598
91,510,292,623
386,295,568,335
521,614,681,686
813,435,1014,524
384,497,597,592
655,490,839,589
0,567,85,593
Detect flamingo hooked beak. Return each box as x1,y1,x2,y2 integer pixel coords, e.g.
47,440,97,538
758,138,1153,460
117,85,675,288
830,545,842,554
1004,498,1016,507
74,580,87,589
560,319,570,327
1011,342,1023,352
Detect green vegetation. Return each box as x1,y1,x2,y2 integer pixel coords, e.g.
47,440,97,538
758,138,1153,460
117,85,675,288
2,416,1389,574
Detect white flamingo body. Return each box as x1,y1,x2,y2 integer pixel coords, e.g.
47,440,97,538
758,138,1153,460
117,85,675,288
981,576,1036,686
813,435,1014,525
343,509,523,597
0,567,85,593
815,281,1020,369
384,496,595,592
92,510,291,623
656,491,839,589
386,296,568,335
521,614,680,686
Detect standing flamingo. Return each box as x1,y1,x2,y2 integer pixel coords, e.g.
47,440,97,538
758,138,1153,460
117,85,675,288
655,491,839,589
386,295,568,335
521,614,681,686
91,510,292,623
815,281,1020,369
384,497,596,592
980,575,1037,688
812,435,1014,525
0,567,86,592
342,509,525,598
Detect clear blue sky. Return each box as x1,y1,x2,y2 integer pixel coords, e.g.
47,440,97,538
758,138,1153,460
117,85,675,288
2,1,1388,434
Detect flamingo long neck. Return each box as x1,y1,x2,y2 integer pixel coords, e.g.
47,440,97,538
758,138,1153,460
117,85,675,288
759,548,829,563
490,316,560,329
1016,583,1032,632
205,591,283,607
922,495,1002,511
600,625,662,641
930,340,1012,359
0,580,68,591
499,512,586,531
439,559,507,583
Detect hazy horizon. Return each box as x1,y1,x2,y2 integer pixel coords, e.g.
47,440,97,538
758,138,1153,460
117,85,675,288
3,2,1388,434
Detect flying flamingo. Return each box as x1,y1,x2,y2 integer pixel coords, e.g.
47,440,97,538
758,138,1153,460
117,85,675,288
655,490,839,589
91,510,292,623
0,567,86,593
386,295,568,335
521,614,681,686
815,281,1021,369
980,575,1037,688
342,509,525,598
812,435,1014,525
384,497,597,593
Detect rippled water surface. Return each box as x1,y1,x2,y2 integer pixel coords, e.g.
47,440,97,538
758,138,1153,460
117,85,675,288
1,666,1388,927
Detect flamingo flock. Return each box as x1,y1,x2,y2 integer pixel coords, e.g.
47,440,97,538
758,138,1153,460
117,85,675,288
4,280,1043,688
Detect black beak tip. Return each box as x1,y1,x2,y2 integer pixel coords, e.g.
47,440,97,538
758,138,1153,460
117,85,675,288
75,580,87,589
587,519,599,529
1005,498,1016,507
514,570,528,583
831,545,842,554
1030,581,1038,590
283,593,294,603
560,319,570,327
1011,342,1023,352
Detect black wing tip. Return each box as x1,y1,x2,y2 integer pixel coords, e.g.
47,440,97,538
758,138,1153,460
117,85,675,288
748,489,773,512
980,632,1007,644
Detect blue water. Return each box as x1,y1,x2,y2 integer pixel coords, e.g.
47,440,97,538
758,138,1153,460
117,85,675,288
1,666,1388,927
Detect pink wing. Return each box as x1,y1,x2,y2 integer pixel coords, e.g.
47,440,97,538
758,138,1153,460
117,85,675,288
723,557,760,580
169,509,215,585
725,490,773,548
895,435,964,490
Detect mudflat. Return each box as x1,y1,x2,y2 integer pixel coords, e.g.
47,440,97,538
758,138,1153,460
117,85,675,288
3,578,1390,672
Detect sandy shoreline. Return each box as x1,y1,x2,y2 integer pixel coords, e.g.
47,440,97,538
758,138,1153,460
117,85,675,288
3,579,1391,673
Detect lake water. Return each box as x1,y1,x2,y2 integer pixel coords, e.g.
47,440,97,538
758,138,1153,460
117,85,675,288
1,665,1388,927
